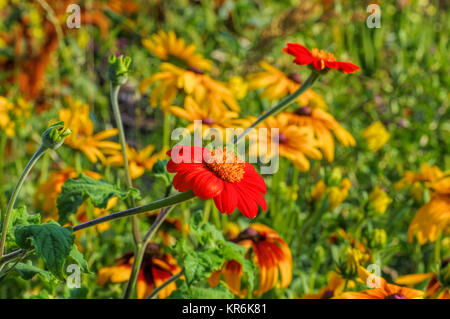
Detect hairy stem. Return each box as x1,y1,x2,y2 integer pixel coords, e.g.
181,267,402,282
0,145,47,258
110,83,141,245
123,206,175,298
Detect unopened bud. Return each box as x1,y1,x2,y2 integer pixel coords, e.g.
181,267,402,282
42,121,71,149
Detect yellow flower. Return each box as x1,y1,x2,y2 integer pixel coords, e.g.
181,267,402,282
105,144,167,179
311,180,327,201
336,266,424,299
0,96,15,137
368,186,392,214
248,113,322,171
287,108,355,162
12,97,32,118
139,62,239,112
142,30,212,71
168,96,242,138
408,177,450,244
246,61,327,109
328,178,352,210
362,121,390,152
59,98,121,163
395,163,446,191
227,76,248,100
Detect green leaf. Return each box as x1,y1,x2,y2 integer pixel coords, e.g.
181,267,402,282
56,173,140,224
0,206,40,249
14,261,55,284
67,245,90,274
184,248,224,285
15,221,74,278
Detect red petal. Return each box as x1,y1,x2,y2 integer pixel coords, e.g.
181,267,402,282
213,182,239,214
191,170,224,199
335,61,360,73
283,43,315,66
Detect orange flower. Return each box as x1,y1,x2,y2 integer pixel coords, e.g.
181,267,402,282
283,43,360,73
336,267,424,299
396,271,450,299
97,244,182,299
209,224,292,297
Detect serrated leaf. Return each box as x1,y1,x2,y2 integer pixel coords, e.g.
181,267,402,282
15,221,74,278
184,248,224,285
67,245,90,274
0,206,40,249
56,173,140,224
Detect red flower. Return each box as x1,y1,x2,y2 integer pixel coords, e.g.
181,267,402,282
283,43,360,74
166,145,267,218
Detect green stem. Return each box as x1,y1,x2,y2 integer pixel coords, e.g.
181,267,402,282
0,145,47,258
163,112,170,148
73,190,195,232
0,132,7,214
123,206,175,299
0,191,196,269
110,83,141,245
235,71,320,142
147,268,184,299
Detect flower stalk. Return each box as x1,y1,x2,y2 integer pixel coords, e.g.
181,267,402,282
0,122,71,259
235,70,320,142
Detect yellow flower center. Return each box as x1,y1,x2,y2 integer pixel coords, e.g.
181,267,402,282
311,48,336,69
206,148,245,183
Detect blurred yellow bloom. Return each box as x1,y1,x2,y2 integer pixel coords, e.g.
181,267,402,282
311,180,327,201
13,97,32,118
248,113,322,171
408,177,450,244
362,121,390,151
328,178,352,210
142,30,212,71
369,186,392,214
0,96,15,137
246,61,327,109
139,62,239,112
168,96,241,138
395,163,446,191
396,272,450,299
338,248,370,279
287,108,356,162
105,144,167,179
227,76,248,100
59,99,121,163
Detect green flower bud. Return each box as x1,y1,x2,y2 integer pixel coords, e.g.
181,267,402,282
108,54,132,85
42,121,71,149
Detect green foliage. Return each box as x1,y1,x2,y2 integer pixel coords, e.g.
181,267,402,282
14,221,74,278
0,206,40,250
169,282,235,299
56,173,140,224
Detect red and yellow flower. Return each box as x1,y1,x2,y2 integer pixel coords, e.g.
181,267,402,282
167,145,267,219
283,43,360,73
97,244,182,299
209,224,292,297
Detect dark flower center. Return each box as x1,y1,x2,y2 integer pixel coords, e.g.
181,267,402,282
187,66,204,74
202,117,214,125
294,107,312,116
321,290,334,299
288,73,302,84
232,227,264,243
278,133,288,144
385,293,407,299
